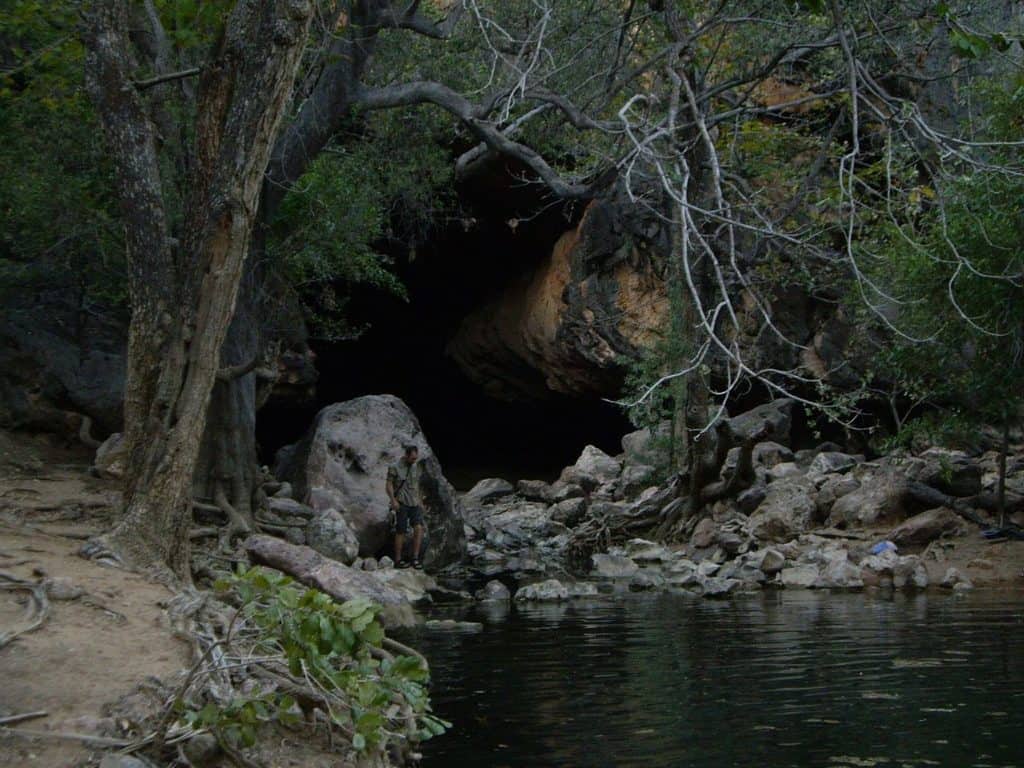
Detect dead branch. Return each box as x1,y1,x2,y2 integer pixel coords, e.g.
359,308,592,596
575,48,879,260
0,711,47,726
133,66,201,90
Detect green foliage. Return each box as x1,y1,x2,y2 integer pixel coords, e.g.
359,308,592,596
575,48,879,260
269,110,456,340
0,1,125,310
864,78,1024,443
186,566,448,755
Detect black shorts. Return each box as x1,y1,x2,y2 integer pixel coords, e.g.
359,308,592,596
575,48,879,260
395,504,425,534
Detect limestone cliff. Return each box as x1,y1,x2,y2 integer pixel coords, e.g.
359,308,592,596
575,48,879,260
447,200,670,400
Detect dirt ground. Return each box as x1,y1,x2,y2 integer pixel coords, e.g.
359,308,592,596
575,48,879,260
0,432,189,768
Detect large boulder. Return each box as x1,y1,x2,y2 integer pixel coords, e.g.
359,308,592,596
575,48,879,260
729,399,795,445
0,302,126,435
827,466,909,527
275,395,465,568
747,478,817,542
888,508,964,547
305,509,360,565
463,478,516,506
560,445,622,488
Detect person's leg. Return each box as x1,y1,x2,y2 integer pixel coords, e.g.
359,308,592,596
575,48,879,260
412,524,425,565
394,506,410,565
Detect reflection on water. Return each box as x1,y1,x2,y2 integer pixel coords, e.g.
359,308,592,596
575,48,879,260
409,591,1024,768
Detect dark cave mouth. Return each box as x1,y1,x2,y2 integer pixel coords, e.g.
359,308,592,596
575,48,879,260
257,174,634,489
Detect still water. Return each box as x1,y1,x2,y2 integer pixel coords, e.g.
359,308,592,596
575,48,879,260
411,592,1024,768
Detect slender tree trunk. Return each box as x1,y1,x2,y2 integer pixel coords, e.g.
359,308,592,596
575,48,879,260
997,414,1009,528
84,0,313,579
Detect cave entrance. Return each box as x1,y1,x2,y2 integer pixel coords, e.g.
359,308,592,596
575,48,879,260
258,168,634,489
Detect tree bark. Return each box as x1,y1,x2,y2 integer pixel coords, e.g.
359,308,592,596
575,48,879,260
84,0,313,579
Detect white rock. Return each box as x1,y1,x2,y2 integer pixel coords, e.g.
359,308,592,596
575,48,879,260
476,579,512,602
591,553,639,579
780,564,819,588
515,579,571,602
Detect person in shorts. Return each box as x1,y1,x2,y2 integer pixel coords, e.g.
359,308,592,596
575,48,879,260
386,444,426,569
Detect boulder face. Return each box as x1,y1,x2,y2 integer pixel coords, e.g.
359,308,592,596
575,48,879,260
446,200,670,401
0,301,127,435
276,395,465,568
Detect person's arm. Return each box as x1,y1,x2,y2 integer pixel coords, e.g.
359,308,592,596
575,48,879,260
386,469,399,510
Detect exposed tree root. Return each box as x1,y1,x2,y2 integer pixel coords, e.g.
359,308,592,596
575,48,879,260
0,572,51,648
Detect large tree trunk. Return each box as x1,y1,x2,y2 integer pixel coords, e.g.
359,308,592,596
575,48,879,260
189,1,387,536
84,0,313,579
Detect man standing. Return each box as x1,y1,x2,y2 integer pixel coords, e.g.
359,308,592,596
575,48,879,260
386,444,426,569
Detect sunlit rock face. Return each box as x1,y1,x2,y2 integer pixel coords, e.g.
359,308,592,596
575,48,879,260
447,200,670,401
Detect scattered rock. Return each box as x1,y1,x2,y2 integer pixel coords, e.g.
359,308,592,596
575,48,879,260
758,548,786,575
424,619,483,632
45,576,84,601
591,553,639,579
691,517,718,548
753,441,795,468
629,570,666,591
271,481,293,499
809,452,859,476
268,497,315,520
748,478,817,542
476,580,512,602
940,567,972,590
737,484,767,514
698,575,741,597
620,464,656,497
181,733,221,765
729,398,794,444
516,479,553,502
817,554,863,589
560,445,622,488
766,462,802,482
550,497,587,527
911,449,983,497
624,538,674,564
780,565,819,588
568,581,600,597
305,509,360,566
93,432,126,479
465,478,516,505
515,579,571,602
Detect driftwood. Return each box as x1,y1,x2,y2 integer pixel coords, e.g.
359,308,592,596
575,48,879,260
245,536,415,627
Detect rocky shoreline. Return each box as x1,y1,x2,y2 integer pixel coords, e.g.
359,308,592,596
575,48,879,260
143,394,1021,621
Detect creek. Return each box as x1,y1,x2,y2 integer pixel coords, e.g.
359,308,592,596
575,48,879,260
412,591,1024,767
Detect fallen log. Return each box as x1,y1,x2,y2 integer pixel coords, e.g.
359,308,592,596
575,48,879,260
244,536,416,627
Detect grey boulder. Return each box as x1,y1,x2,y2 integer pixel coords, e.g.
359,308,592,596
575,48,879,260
275,395,465,568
